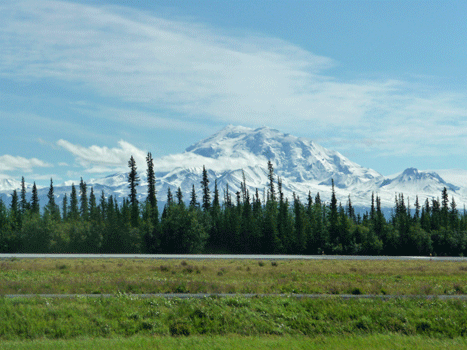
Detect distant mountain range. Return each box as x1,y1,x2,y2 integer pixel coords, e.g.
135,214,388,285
2,125,467,211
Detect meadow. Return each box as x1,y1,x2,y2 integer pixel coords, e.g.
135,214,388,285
1,258,467,348
1,258,467,295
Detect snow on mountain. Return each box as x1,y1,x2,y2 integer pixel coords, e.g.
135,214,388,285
186,125,383,188
380,168,459,193
0,178,23,193
1,125,467,210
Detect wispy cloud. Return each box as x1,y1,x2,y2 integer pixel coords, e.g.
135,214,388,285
57,139,147,173
0,155,52,172
1,0,467,160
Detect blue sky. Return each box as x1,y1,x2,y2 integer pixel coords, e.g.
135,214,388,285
1,0,467,187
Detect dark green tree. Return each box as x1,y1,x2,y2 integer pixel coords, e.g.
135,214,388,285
10,190,20,230
176,187,184,205
200,165,211,211
146,152,158,224
79,178,88,221
127,155,140,227
267,160,275,201
328,179,339,251
190,184,198,208
30,182,40,215
62,193,68,221
89,187,98,222
69,184,79,221
45,178,60,221
20,176,29,217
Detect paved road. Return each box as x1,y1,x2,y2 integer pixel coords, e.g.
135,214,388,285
3,293,467,300
1,254,466,261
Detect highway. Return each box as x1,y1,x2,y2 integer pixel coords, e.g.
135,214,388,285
1,254,466,261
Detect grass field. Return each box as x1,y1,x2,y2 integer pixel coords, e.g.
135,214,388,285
3,334,467,350
1,258,467,295
1,257,467,347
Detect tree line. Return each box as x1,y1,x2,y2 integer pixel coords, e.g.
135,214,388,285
1,155,466,256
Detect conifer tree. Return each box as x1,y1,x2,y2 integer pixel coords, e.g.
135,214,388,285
293,194,307,254
30,182,40,215
45,178,59,220
267,161,275,201
212,180,220,210
127,155,140,227
69,184,79,220
79,178,88,221
208,179,222,249
450,196,458,230
20,176,29,216
166,187,173,206
328,179,338,250
441,187,449,228
200,165,210,211
414,196,420,221
10,190,19,229
240,188,252,252
176,187,184,206
146,152,158,224
99,190,106,222
346,195,355,222
62,194,68,221
190,184,198,208
89,187,98,221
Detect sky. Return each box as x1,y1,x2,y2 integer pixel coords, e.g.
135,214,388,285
1,0,467,187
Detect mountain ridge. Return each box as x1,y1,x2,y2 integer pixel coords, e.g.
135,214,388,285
1,125,465,210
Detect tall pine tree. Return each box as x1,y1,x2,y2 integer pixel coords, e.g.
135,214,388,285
200,165,211,211
127,155,140,227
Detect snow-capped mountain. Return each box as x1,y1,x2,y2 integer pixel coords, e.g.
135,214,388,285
381,168,459,193
1,125,467,211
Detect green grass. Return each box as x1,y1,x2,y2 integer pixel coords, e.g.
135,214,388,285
1,258,467,295
3,334,467,350
1,296,467,341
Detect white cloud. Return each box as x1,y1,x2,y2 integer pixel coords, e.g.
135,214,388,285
0,0,388,129
0,0,467,161
57,139,147,173
0,155,51,172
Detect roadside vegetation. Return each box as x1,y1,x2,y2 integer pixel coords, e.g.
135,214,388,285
2,258,467,346
1,295,467,341
3,334,467,350
1,258,466,295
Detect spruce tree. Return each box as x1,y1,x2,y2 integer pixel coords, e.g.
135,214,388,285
146,152,158,224
30,182,40,215
176,187,184,206
267,161,275,201
89,187,98,221
79,178,88,221
166,187,173,206
200,165,210,211
190,184,198,208
127,155,140,227
46,178,59,220
10,190,19,229
62,194,68,221
69,184,79,220
20,176,29,216
441,187,449,228
328,179,338,251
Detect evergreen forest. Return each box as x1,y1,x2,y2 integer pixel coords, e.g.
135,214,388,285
1,154,466,256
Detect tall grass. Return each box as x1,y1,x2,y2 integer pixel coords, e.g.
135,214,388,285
1,258,466,295
1,296,467,341
3,334,467,350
